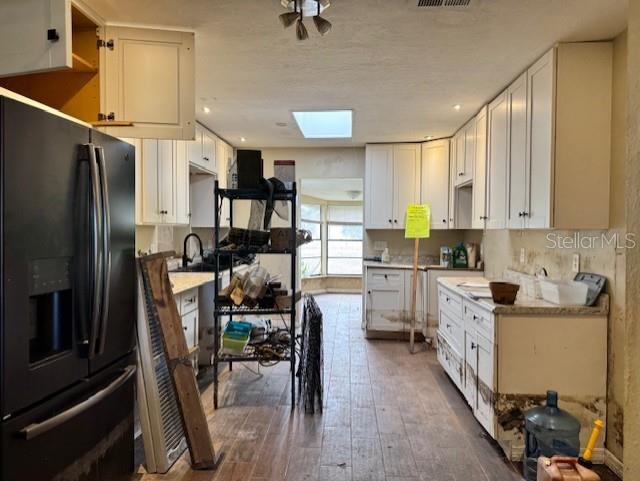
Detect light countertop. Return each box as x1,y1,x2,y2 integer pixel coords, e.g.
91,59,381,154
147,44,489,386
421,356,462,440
363,260,483,272
169,272,216,295
438,276,609,316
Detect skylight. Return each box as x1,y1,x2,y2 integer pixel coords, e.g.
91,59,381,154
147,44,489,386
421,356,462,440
292,110,353,139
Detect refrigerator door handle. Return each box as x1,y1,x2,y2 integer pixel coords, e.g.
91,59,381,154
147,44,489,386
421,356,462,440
95,145,112,355
86,144,104,359
18,366,136,441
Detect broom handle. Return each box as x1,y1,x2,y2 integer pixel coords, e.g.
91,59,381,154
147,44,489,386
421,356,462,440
409,238,419,352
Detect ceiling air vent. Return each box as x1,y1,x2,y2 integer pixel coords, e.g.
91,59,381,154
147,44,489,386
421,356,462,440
418,0,472,6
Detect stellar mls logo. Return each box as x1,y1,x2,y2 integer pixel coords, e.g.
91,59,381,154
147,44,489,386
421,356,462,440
545,232,636,249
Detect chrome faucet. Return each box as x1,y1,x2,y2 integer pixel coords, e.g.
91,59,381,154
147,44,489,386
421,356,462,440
182,233,204,268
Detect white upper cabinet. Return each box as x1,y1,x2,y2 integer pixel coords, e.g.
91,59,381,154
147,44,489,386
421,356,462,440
486,90,509,230
421,140,450,230
393,144,421,229
0,0,71,77
101,25,195,140
471,106,488,229
365,145,394,229
365,144,419,230
0,0,195,140
453,130,465,186
453,119,474,187
139,139,189,226
506,72,528,229
188,124,217,174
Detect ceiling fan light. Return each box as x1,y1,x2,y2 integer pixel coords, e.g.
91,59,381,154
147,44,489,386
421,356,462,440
279,11,298,28
313,15,332,35
296,18,309,40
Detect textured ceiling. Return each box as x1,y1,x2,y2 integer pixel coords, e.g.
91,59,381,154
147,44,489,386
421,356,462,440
86,0,627,148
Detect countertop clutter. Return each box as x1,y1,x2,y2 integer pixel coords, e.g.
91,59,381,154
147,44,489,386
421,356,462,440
438,277,610,315
363,260,483,272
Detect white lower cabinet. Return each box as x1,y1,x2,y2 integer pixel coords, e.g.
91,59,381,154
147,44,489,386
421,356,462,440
436,280,608,462
364,266,425,333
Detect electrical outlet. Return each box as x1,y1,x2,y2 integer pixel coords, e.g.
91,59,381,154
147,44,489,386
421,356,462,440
374,241,388,251
520,248,526,264
572,253,580,273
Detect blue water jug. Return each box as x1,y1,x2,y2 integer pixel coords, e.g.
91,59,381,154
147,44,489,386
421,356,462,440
523,390,581,481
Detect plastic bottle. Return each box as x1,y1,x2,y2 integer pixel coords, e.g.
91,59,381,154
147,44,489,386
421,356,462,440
523,391,581,481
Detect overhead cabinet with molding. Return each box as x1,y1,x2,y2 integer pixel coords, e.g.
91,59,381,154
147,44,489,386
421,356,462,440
0,0,195,140
364,144,420,229
481,42,612,230
453,118,475,187
471,106,488,229
188,123,217,173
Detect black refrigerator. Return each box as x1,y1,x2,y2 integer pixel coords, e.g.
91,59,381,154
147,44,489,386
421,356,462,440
0,96,136,481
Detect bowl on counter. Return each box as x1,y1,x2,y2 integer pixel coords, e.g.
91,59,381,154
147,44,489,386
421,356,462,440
489,281,520,305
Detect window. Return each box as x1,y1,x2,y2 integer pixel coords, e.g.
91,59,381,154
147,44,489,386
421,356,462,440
300,204,322,277
327,205,363,275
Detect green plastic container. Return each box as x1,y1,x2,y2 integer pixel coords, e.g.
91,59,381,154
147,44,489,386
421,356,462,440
452,243,468,268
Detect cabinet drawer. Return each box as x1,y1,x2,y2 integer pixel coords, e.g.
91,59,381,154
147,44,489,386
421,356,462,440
367,268,404,289
438,286,462,319
463,300,494,341
180,288,199,315
181,309,198,349
436,332,463,390
439,308,463,355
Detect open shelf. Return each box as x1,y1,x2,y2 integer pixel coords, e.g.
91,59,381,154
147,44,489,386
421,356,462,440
71,53,98,74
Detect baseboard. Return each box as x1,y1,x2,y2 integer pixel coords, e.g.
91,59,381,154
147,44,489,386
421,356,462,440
302,288,361,295
605,449,623,478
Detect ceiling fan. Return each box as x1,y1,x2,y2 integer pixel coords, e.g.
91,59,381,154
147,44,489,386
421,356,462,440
279,0,332,40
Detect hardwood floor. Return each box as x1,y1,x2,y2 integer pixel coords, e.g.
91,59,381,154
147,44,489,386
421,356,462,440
136,294,619,481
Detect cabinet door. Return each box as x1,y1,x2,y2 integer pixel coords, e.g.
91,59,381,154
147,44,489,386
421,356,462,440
0,0,71,77
366,286,405,332
421,140,450,230
202,130,217,173
526,49,554,229
218,141,232,227
448,142,457,228
507,73,528,229
141,139,162,224
187,125,204,167
364,145,394,229
459,119,475,185
393,144,420,229
101,26,195,140
454,131,466,185
475,332,495,437
158,140,176,223
464,328,478,407
472,107,488,229
175,141,190,225
486,90,509,229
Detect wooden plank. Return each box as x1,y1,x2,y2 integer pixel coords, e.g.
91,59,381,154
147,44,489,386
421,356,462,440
139,253,217,470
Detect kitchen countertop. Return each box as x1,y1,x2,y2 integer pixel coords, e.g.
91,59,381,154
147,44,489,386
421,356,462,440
169,272,216,294
438,276,610,315
363,260,483,272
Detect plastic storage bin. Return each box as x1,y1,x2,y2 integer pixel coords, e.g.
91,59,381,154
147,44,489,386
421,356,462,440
539,280,589,305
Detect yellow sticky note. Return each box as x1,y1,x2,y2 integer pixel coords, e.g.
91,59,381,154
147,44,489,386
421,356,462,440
405,204,431,239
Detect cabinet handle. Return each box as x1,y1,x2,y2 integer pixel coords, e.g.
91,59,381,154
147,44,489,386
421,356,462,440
522,211,529,217
473,314,479,321
446,323,451,329
471,342,477,350
367,290,371,295
384,274,388,279
394,219,398,223
47,29,60,42
442,219,447,223
388,219,392,224
458,172,464,176
183,326,188,331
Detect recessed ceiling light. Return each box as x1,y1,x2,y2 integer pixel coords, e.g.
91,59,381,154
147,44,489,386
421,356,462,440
425,135,433,140
292,110,353,139
240,137,246,142
453,104,462,111
202,106,211,114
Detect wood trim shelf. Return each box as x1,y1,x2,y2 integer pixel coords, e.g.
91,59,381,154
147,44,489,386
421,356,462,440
71,53,97,74
91,120,135,127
